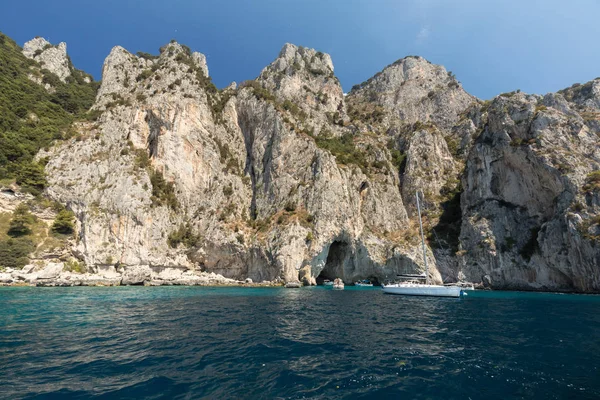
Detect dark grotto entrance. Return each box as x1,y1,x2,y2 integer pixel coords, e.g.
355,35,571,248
316,241,351,284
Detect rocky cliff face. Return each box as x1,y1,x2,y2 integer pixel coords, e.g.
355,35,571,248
23,37,71,83
4,35,599,291
37,42,443,287
459,86,600,292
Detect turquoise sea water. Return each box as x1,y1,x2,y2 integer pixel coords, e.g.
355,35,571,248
1,286,599,399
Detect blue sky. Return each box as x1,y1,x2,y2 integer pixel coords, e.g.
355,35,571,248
2,0,599,99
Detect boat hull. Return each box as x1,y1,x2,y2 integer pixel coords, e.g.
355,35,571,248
382,284,462,298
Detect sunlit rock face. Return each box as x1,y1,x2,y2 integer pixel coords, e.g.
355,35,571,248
23,37,71,82
29,36,600,292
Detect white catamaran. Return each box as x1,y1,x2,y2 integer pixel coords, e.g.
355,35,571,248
382,191,463,298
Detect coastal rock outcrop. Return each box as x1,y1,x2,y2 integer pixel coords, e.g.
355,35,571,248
39,41,441,286
1,32,599,292
459,87,600,292
0,263,243,287
348,56,476,131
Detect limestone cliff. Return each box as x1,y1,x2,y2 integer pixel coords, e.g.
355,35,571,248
23,37,71,83
36,42,441,287
459,86,600,292
3,35,599,292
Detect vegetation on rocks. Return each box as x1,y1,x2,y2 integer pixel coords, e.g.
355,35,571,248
15,161,47,195
0,205,35,269
167,223,201,248
583,171,600,191
7,204,36,237
387,139,407,172
242,80,276,102
51,209,75,235
0,32,99,190
150,170,178,210
312,132,369,171
65,258,86,273
0,237,35,269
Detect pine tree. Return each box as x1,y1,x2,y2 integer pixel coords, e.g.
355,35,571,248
51,209,75,235
7,203,35,237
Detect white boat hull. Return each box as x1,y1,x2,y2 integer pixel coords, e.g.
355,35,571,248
382,284,462,298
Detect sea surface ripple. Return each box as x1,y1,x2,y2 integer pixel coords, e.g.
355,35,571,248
1,287,599,399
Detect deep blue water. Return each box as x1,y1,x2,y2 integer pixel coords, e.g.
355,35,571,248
1,287,599,400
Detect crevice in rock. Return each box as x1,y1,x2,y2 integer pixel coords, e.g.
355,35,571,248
237,100,279,220
430,189,462,252
237,105,259,219
145,110,170,158
359,181,369,193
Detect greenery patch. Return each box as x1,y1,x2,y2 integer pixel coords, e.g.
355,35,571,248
584,171,600,191
51,209,75,235
150,170,178,210
167,223,201,248
0,31,99,190
313,132,369,172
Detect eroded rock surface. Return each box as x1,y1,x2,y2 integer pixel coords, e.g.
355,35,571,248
23,37,71,82
4,38,598,292
459,88,600,292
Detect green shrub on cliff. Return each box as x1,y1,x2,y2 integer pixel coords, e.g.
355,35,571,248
0,238,34,269
584,171,600,191
313,132,369,172
0,205,39,269
51,209,75,235
167,223,201,248
242,80,276,102
136,51,158,60
150,170,178,210
15,161,47,196
7,204,35,237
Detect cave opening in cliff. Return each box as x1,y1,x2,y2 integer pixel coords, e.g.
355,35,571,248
431,189,462,252
317,241,350,283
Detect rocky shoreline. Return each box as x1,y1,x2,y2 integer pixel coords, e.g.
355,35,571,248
2,263,597,293
0,263,281,288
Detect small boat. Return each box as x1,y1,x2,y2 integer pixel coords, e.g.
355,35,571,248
382,191,463,298
355,279,373,287
332,278,344,290
383,282,462,297
447,282,475,291
323,279,334,286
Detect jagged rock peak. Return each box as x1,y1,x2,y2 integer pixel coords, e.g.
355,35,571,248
347,54,477,131
558,78,600,110
269,43,334,74
158,41,209,77
255,43,344,128
22,37,71,82
96,41,210,103
351,55,461,94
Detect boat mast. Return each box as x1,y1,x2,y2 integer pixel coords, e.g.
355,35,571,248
415,191,429,285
